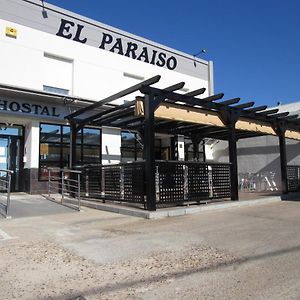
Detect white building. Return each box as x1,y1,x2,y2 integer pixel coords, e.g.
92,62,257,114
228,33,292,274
0,0,213,193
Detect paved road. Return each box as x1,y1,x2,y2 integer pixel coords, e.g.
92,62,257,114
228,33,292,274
0,200,299,299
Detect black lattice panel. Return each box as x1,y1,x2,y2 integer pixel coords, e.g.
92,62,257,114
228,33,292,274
103,166,121,200
187,163,209,201
157,162,185,204
287,166,300,192
80,167,102,197
123,163,145,203
211,165,231,199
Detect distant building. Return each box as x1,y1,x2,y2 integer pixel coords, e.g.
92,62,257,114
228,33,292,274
208,102,300,192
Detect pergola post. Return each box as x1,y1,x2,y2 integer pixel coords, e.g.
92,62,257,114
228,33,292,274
220,110,240,201
278,132,288,194
190,134,202,161
228,124,239,200
69,121,78,168
144,94,156,211
275,123,288,194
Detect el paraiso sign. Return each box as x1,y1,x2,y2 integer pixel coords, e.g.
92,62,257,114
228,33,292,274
56,19,178,70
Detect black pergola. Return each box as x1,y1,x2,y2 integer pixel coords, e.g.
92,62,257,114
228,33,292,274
65,75,300,210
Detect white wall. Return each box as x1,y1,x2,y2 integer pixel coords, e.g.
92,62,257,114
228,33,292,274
101,126,121,164
0,20,210,103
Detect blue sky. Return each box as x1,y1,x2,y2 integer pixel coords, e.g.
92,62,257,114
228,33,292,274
46,0,300,107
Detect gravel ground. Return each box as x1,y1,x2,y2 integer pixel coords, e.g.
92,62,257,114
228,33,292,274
0,239,237,300
1,200,300,300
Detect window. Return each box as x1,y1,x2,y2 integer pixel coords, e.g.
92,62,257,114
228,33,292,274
43,85,69,96
39,123,101,180
184,137,205,161
121,131,143,162
43,53,73,95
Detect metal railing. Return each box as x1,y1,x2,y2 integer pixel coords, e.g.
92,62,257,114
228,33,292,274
0,169,13,218
287,165,300,192
77,160,231,208
239,171,278,192
47,168,82,211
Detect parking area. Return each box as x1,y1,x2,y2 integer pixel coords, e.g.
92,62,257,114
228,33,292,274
0,199,300,299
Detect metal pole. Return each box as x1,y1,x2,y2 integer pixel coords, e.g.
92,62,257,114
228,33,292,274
77,172,81,211
6,172,11,218
48,169,51,198
61,170,64,204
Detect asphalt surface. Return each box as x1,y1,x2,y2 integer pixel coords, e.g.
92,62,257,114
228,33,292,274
0,198,299,299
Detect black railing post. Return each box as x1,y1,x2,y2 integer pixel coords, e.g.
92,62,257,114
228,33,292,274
144,94,156,211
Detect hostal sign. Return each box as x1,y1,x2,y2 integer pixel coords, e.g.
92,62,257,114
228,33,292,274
0,99,60,117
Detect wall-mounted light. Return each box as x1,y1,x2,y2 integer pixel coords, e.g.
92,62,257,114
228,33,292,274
193,49,207,67
40,0,48,18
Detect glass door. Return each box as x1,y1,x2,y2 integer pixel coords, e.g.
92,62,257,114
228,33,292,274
8,137,23,192
0,125,24,192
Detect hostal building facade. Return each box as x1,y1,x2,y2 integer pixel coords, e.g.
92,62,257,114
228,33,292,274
0,0,213,193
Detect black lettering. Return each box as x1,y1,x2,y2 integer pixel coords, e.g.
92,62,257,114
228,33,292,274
52,107,60,117
0,100,8,111
137,47,149,63
9,102,20,112
109,38,124,55
156,52,166,67
56,19,74,39
150,50,158,65
99,33,113,49
73,24,87,44
21,103,31,113
32,104,42,115
166,57,177,70
41,106,50,116
125,42,138,59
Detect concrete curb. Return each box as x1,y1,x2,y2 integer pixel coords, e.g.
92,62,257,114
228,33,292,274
79,196,282,219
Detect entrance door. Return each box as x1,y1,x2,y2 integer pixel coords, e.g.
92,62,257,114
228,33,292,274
0,126,24,192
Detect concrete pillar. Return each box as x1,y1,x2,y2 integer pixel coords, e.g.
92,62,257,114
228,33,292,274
24,121,39,169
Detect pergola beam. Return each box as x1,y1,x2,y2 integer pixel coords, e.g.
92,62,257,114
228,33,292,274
246,105,268,113
65,75,161,119
184,88,206,97
113,116,144,127
219,98,240,106
267,112,289,119
93,108,134,126
233,101,255,109
279,115,299,121
257,108,279,116
77,99,136,126
200,93,225,102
